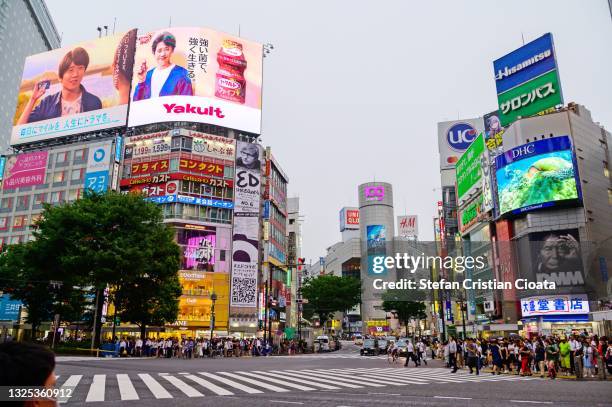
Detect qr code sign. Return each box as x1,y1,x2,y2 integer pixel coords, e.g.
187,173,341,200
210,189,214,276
231,277,257,306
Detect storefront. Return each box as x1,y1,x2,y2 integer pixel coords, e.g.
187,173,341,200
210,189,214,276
519,294,592,338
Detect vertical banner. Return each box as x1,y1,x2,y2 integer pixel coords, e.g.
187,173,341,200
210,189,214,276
230,141,262,307
84,141,112,193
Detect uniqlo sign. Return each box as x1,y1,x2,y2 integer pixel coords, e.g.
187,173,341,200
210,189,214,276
339,207,359,231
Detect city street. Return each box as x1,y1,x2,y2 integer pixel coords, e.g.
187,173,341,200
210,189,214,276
53,342,612,406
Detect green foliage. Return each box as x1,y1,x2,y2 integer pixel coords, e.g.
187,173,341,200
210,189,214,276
301,275,361,325
381,288,427,332
0,191,181,339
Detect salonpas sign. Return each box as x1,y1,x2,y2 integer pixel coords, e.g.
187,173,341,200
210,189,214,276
493,33,563,127
456,133,484,204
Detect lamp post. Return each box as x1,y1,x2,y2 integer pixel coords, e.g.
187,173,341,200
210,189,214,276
209,292,217,340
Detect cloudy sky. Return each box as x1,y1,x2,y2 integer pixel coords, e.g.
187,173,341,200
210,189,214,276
46,0,612,263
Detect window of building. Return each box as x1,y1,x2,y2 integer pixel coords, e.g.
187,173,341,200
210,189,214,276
55,151,69,164
1,197,13,210
68,189,82,201
13,215,27,229
16,195,31,210
74,148,86,162
31,214,42,227
71,168,85,181
34,193,47,205
53,171,66,183
0,217,8,230
10,236,22,245
0,237,4,249
50,191,64,204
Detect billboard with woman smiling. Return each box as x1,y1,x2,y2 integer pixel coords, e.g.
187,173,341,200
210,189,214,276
127,27,263,134
11,30,137,146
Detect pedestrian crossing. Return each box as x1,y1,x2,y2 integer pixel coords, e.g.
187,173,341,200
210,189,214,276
273,353,389,359
55,367,537,403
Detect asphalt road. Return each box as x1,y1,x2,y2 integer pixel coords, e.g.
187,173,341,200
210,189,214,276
53,341,612,406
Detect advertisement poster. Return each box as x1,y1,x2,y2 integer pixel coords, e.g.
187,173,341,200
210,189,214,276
495,136,580,215
128,27,263,133
2,151,48,190
11,29,137,145
483,110,504,157
339,207,359,231
188,131,236,160
178,229,216,271
437,118,485,170
493,33,563,127
231,141,263,307
456,132,484,204
124,131,172,159
84,141,113,194
529,229,585,289
367,224,387,275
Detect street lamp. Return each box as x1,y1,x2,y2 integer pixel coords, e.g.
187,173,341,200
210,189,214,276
210,292,217,339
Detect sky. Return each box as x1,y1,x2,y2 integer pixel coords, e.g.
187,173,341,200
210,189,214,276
46,0,612,264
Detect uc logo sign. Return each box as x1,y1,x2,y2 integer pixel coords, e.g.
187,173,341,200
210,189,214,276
93,148,106,162
447,122,477,151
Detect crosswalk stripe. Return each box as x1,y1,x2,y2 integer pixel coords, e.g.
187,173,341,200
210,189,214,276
116,374,139,400
59,374,82,404
339,368,468,383
253,371,340,390
85,374,106,402
137,373,173,399
182,374,234,396
217,371,290,392
272,370,363,389
298,369,386,387
327,370,427,385
160,374,204,397
198,372,263,394
234,371,316,391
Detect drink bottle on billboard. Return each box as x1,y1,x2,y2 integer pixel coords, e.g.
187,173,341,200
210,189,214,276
215,39,247,104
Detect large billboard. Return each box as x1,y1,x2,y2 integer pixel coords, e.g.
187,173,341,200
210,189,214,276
339,207,359,232
2,151,48,190
128,27,263,134
11,30,137,145
84,141,113,194
367,225,387,276
438,118,485,170
230,141,263,308
456,132,484,204
529,229,585,289
495,136,580,215
521,294,589,317
397,215,418,238
493,33,563,127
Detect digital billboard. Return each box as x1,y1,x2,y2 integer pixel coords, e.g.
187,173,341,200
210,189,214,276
438,118,485,170
456,132,484,204
2,151,48,190
493,33,563,127
11,30,137,146
483,110,504,156
178,229,216,271
495,136,580,215
367,225,387,276
128,27,263,134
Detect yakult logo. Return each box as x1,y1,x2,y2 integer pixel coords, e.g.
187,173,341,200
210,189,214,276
447,123,477,152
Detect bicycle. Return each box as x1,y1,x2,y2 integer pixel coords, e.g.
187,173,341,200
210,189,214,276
388,350,400,365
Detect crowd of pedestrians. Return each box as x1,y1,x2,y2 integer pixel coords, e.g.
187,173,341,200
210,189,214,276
435,334,611,379
101,336,307,358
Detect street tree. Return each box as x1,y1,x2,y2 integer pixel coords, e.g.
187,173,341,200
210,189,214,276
301,275,361,331
381,288,427,337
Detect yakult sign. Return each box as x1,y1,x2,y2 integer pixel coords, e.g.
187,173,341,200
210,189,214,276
438,118,485,170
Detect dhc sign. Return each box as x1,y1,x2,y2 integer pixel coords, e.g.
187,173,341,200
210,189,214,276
447,122,477,152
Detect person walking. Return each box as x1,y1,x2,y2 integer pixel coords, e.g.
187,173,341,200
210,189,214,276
574,338,584,379
535,339,546,378
489,339,503,375
404,340,417,367
519,341,532,376
448,336,458,373
545,339,559,379
559,337,571,375
465,338,479,375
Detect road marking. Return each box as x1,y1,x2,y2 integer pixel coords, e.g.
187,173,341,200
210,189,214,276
85,374,106,402
137,373,172,399
217,371,290,392
315,368,427,385
299,369,386,387
368,392,401,396
234,371,316,391
279,370,363,388
183,374,234,396
160,374,204,397
59,374,82,404
269,401,304,405
434,396,473,400
198,372,263,394
510,401,553,404
254,371,340,390
116,374,139,400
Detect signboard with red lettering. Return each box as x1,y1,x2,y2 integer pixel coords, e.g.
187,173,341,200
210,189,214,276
179,158,224,177
130,159,169,176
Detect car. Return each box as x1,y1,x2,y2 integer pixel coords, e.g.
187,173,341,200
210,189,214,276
360,338,380,356
395,338,409,357
377,339,389,354
353,334,364,346
315,335,330,352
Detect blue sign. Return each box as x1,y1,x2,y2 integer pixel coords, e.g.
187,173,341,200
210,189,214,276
268,243,287,264
446,122,478,152
0,156,5,180
263,200,270,219
84,171,109,194
145,195,234,209
494,33,557,94
115,136,123,163
0,294,22,321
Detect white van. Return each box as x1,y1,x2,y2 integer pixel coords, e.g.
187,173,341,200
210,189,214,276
353,334,364,346
315,335,330,352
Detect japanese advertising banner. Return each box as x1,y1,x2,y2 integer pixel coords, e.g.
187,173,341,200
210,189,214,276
456,132,484,204
188,131,236,160
397,215,418,237
128,27,263,134
124,132,171,159
179,158,224,177
339,207,359,232
521,294,589,317
495,136,580,215
130,159,170,176
84,141,112,193
2,151,48,190
483,110,504,157
11,29,137,146
437,118,485,170
231,141,263,308
493,33,563,127
178,229,216,271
